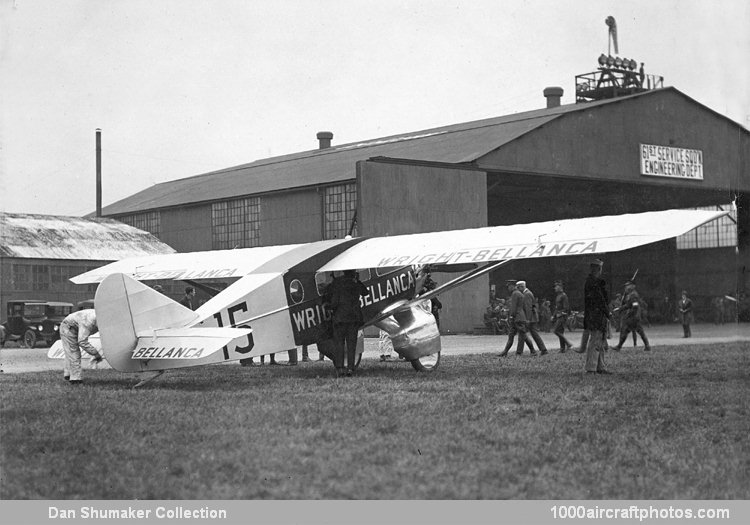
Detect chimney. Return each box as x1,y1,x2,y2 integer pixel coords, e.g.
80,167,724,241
317,131,333,149
543,87,564,108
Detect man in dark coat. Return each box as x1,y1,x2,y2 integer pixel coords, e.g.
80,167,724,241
614,281,651,351
583,259,612,374
553,280,574,352
329,270,369,376
499,281,536,357
179,286,196,310
678,290,694,338
520,281,548,355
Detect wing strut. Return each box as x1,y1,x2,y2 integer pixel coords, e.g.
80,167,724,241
419,259,511,303
368,259,510,326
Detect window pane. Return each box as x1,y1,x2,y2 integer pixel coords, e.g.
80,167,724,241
211,197,261,249
676,205,736,250
323,183,357,240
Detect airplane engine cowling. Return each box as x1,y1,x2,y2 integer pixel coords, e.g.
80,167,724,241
375,300,441,371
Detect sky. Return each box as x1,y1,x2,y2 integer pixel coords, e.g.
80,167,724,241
1,0,748,217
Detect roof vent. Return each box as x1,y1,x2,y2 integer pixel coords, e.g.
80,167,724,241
543,87,564,108
317,131,333,149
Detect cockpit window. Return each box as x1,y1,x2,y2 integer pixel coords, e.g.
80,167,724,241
375,266,400,277
315,272,335,296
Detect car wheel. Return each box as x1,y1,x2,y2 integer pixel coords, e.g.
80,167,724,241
23,330,37,348
410,351,440,372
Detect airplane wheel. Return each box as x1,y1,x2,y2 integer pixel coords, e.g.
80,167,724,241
23,330,37,348
410,352,440,372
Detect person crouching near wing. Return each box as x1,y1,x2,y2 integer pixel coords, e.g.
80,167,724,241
60,309,102,385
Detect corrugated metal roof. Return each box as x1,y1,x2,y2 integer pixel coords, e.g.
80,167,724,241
99,88,692,216
0,213,176,261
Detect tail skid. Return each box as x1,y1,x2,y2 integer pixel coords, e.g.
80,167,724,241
95,273,251,372
133,371,165,388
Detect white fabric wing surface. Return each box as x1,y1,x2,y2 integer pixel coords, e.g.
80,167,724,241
319,209,727,271
71,243,305,284
71,209,726,283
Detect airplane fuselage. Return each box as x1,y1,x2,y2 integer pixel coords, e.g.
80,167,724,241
286,266,417,345
189,239,422,365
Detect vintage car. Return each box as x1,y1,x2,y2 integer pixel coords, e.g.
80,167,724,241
1,300,74,348
77,299,95,310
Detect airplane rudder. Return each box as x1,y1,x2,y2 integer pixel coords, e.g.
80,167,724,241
94,273,140,371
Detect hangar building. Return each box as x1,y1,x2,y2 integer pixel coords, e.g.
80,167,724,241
0,213,175,316
98,86,749,332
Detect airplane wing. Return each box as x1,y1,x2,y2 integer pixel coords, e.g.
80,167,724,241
319,209,727,272
71,209,725,285
70,242,313,284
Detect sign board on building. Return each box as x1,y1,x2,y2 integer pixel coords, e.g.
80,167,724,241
640,144,703,180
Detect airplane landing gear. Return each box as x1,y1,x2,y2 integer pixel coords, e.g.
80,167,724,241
410,351,440,372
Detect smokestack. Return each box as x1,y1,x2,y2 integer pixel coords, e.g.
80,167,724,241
96,128,102,217
317,131,333,149
543,87,564,108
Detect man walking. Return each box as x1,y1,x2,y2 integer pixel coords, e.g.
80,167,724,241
499,281,536,357
553,280,574,352
583,259,612,374
519,281,548,355
614,281,651,351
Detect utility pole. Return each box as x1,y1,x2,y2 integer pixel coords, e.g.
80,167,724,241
96,128,102,217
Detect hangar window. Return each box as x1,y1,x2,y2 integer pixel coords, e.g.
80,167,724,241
118,211,161,237
323,183,357,239
12,264,49,291
50,266,80,292
212,197,261,249
676,205,737,250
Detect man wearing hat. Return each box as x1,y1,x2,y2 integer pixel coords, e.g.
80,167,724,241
519,280,548,355
678,290,694,338
582,259,612,374
553,280,574,352
615,280,651,351
499,280,536,357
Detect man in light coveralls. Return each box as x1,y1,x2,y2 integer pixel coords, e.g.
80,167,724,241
60,309,102,384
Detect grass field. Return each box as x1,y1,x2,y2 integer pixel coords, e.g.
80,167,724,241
1,342,748,500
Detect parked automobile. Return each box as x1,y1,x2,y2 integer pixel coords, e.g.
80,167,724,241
77,299,95,310
1,300,74,348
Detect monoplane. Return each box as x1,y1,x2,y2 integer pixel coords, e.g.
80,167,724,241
67,209,724,382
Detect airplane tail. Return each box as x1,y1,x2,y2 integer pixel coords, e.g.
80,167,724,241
95,273,249,372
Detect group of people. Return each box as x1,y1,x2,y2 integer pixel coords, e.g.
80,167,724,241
483,299,508,334
495,260,712,374
498,280,550,356
496,260,655,374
